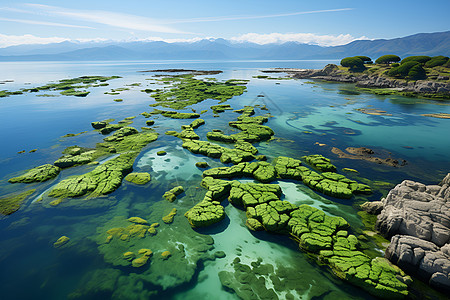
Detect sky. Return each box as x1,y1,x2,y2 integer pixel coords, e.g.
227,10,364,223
0,0,449,48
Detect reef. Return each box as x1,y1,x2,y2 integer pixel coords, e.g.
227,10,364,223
124,172,151,185
0,189,36,215
331,146,407,167
302,154,337,172
8,164,60,183
145,74,247,110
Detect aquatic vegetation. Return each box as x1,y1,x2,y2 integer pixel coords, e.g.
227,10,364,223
8,164,60,183
210,104,233,113
146,74,247,110
189,118,205,129
302,154,337,172
195,162,209,168
0,189,36,215
161,250,171,260
145,120,155,126
53,236,70,248
163,186,184,202
156,150,167,156
145,109,200,119
127,217,149,225
61,131,87,138
124,172,151,185
182,140,255,164
162,208,177,224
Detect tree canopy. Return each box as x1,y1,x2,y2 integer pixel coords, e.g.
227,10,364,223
400,56,431,65
375,55,401,64
354,56,373,63
340,57,365,71
425,56,449,67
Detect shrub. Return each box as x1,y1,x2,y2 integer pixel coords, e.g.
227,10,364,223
391,63,400,67
400,56,431,65
388,61,420,77
340,57,365,71
408,64,427,80
425,56,449,67
354,56,373,63
375,55,401,64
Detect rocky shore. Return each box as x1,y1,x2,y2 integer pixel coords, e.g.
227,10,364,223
363,173,450,292
268,64,450,96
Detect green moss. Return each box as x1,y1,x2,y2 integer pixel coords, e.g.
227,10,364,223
163,186,184,202
8,164,60,183
0,189,36,215
124,172,151,185
302,154,337,172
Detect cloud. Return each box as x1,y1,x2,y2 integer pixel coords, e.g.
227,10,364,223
24,4,189,34
230,32,370,46
0,17,93,29
0,33,69,48
166,8,354,24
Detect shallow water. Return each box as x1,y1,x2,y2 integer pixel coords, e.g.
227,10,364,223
1,60,449,300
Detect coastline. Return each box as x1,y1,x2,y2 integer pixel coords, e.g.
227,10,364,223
265,64,450,99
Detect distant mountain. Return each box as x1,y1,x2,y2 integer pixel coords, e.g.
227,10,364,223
0,31,448,61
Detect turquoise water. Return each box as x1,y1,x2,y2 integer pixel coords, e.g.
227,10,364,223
0,60,449,300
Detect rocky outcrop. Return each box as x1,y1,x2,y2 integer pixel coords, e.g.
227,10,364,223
286,64,450,95
376,174,450,292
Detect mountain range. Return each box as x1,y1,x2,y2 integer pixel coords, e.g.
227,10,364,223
0,31,449,61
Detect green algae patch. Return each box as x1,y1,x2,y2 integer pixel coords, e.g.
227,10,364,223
144,109,200,119
54,146,100,168
8,164,60,183
303,154,337,172
124,172,151,185
162,208,177,224
0,189,36,215
203,161,277,183
146,74,247,109
182,140,255,164
211,104,233,114
48,152,136,199
163,186,184,202
53,236,70,248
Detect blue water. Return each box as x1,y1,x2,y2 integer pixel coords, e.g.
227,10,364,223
0,60,449,300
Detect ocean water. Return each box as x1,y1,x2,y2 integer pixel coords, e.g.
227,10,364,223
0,60,449,300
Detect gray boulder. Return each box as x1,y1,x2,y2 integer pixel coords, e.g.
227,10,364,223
377,174,450,292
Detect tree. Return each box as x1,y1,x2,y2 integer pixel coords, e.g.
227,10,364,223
340,57,365,71
375,55,401,64
354,56,373,64
425,56,449,67
408,64,427,80
400,56,431,65
388,61,420,77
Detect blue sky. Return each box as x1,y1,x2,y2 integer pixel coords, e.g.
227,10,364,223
0,0,449,47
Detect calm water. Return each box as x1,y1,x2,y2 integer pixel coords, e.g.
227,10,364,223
1,60,449,300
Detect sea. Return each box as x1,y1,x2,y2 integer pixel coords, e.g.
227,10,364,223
0,60,449,300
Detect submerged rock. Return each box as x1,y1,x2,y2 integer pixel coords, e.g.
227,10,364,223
162,208,177,224
163,186,184,202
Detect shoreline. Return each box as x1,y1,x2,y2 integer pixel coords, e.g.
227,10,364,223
264,64,450,99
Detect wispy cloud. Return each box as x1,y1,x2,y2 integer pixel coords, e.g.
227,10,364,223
0,17,93,29
165,8,354,24
230,32,370,46
24,4,190,34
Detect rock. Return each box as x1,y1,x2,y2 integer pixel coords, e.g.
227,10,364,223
91,121,108,129
145,120,155,126
124,172,151,185
8,164,60,183
182,140,254,165
123,251,135,260
157,151,167,156
360,201,383,214
54,236,70,248
377,174,450,292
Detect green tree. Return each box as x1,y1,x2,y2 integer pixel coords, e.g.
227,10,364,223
400,56,431,65
388,61,420,77
408,64,427,80
354,56,373,63
375,55,401,64
340,57,365,71
425,56,449,67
